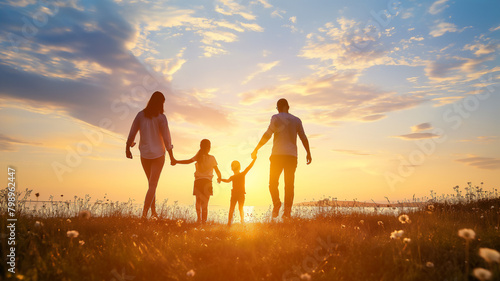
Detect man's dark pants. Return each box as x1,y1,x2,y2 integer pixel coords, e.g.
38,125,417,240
269,155,298,216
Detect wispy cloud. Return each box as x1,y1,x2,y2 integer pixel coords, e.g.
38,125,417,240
411,123,432,132
394,132,441,140
0,134,41,151
456,156,500,170
243,61,280,84
429,21,457,37
332,149,372,156
428,0,450,15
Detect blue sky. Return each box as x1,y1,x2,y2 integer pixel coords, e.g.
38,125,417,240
0,0,499,206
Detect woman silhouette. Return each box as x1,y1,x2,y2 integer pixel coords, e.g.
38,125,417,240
126,91,176,218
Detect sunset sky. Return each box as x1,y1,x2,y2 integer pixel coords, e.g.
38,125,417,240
1,0,499,208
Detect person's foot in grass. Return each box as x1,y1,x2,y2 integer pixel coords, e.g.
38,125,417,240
272,202,282,218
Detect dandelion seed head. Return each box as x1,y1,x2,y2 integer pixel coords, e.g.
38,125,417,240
427,205,435,211
66,230,79,238
458,228,476,240
79,240,85,245
426,261,434,268
359,220,364,225
186,269,195,277
398,214,411,224
479,248,500,263
390,230,405,239
403,238,411,244
377,221,384,226
300,273,311,280
390,230,404,239
35,221,43,227
66,219,72,223
341,224,346,229
473,268,492,281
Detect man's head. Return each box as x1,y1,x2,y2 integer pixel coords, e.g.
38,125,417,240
277,98,289,113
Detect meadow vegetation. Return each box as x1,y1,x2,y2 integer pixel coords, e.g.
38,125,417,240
1,184,499,281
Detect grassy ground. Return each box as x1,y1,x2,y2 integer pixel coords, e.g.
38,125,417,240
1,195,500,280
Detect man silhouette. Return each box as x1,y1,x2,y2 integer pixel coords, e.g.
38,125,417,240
251,98,312,218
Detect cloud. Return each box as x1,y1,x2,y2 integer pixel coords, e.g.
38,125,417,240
239,72,426,125
456,156,500,170
424,56,495,82
215,0,256,20
0,0,234,136
332,149,372,156
428,0,450,15
459,136,499,143
490,25,500,32
394,133,440,140
463,43,498,57
429,21,457,37
0,134,41,151
300,17,394,72
271,9,285,19
243,61,280,84
411,123,432,132
251,0,272,9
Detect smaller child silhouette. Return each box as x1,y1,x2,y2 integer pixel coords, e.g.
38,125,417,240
220,156,256,225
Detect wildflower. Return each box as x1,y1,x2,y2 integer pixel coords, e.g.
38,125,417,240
426,261,434,268
427,205,435,211
403,238,411,244
35,221,43,227
151,216,158,221
458,228,476,240
359,220,364,225
398,214,411,224
354,226,360,230
35,193,40,198
186,269,195,277
390,230,404,239
300,273,311,280
491,206,495,209
66,230,79,238
66,219,72,223
341,224,346,229
176,219,184,227
377,221,384,226
473,268,492,281
78,210,91,219
479,248,500,263
79,240,85,246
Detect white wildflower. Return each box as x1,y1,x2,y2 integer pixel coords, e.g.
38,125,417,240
390,230,404,239
66,230,79,238
479,248,500,263
473,268,492,281
458,228,475,240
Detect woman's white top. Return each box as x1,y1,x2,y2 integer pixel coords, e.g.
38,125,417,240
127,111,173,159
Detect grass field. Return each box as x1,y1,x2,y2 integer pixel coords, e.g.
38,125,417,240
1,186,500,281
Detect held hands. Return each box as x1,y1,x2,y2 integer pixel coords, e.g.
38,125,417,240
170,158,177,166
251,150,258,160
217,177,222,184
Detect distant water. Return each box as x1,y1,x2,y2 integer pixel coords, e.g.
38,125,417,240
22,201,419,223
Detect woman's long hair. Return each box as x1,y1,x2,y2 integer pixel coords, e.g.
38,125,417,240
143,91,165,118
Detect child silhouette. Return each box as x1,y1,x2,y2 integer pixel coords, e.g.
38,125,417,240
175,139,221,224
220,155,256,226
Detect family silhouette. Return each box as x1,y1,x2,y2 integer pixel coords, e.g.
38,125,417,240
126,92,312,223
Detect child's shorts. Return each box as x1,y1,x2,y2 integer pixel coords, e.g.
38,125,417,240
193,179,213,198
230,191,245,206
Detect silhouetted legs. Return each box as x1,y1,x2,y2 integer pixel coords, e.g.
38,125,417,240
141,155,165,218
269,155,297,217
194,179,212,223
228,195,245,225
